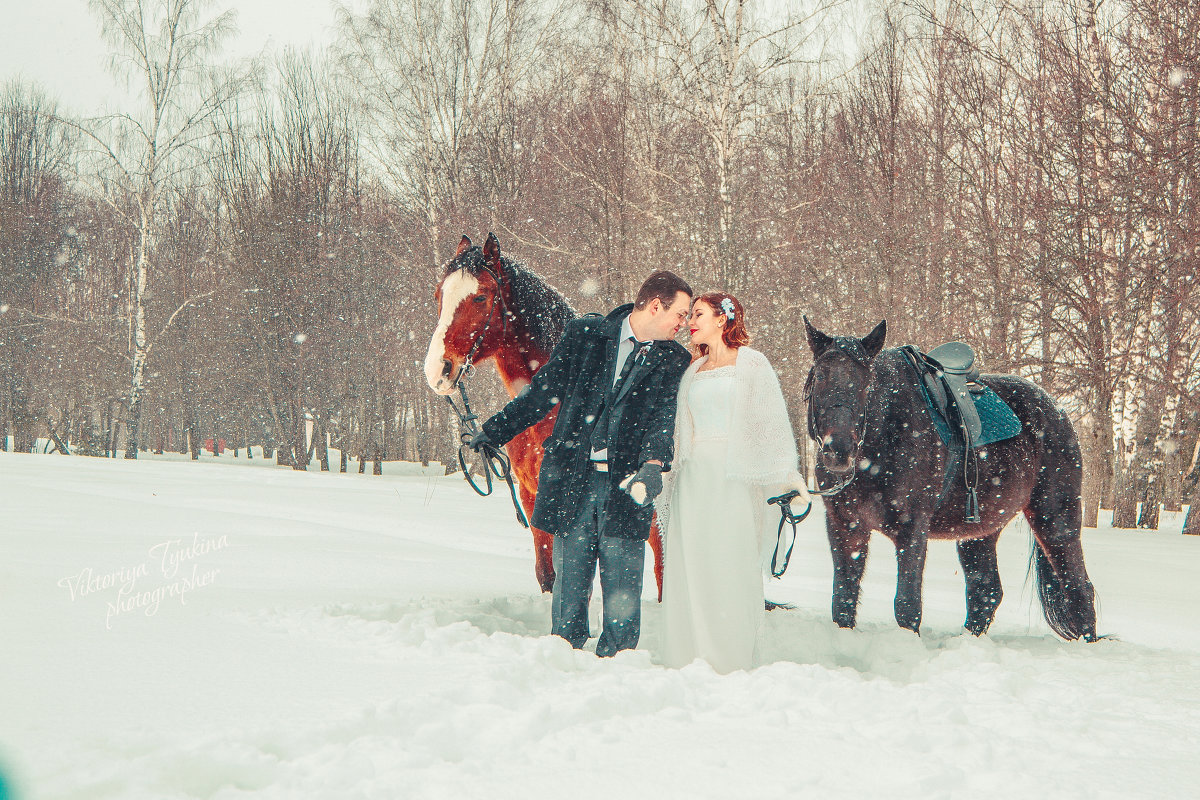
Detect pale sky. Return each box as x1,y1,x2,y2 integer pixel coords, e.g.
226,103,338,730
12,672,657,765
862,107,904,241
1,0,352,116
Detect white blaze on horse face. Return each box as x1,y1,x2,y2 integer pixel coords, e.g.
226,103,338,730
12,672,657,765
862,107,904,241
424,270,481,395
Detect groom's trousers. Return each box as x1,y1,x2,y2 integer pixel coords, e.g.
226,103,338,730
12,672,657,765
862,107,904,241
551,465,646,656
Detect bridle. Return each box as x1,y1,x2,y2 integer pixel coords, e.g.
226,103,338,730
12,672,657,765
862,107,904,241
444,261,510,390
439,261,530,529
804,344,875,497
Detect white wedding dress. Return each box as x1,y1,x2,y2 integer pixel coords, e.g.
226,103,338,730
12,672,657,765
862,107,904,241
660,365,766,673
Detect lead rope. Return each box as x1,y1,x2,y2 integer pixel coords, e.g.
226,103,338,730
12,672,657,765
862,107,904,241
445,380,530,528
766,490,812,578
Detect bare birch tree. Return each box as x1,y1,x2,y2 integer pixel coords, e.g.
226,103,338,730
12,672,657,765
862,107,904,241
84,0,242,458
624,0,836,291
336,0,564,267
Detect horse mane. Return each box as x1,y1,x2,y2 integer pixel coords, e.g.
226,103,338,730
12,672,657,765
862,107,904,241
447,247,577,355
505,259,577,354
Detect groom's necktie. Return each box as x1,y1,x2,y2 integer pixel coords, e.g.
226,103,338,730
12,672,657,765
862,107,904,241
612,336,651,394
592,336,651,461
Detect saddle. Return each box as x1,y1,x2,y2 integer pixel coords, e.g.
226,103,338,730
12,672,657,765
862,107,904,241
919,342,984,447
900,342,1003,524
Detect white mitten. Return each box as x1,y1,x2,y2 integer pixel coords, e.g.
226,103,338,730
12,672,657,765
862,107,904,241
619,463,663,506
619,474,646,505
782,470,812,503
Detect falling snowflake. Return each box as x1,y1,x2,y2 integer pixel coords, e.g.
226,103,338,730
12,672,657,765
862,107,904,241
580,279,600,298
293,333,308,344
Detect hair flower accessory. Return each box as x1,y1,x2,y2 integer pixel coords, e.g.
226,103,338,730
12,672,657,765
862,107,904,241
720,297,736,320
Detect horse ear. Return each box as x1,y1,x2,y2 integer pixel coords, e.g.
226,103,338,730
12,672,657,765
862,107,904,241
455,234,472,258
861,319,887,359
483,232,501,266
804,315,835,357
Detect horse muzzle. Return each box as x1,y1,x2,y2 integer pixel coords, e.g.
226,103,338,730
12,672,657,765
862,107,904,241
819,442,857,475
426,357,459,395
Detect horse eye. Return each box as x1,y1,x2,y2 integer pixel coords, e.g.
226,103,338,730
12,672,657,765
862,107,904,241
473,294,487,303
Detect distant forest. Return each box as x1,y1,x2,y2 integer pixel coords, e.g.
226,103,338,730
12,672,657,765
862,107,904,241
1,0,1197,532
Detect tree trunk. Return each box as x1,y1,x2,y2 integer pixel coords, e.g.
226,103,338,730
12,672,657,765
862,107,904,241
104,402,116,458
414,394,429,466
188,406,201,460
292,403,308,471
1163,446,1182,512
317,415,330,472
1183,474,1199,535
124,302,148,459
382,391,395,464
396,400,410,462
1111,457,1139,529
11,373,36,453
1138,479,1160,530
45,416,71,456
1079,413,1108,528
153,412,165,455
0,385,8,452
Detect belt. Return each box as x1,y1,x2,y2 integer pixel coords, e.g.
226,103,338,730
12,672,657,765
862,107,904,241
591,461,609,472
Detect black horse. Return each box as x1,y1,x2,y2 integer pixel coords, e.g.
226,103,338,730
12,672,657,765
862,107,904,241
804,318,1098,641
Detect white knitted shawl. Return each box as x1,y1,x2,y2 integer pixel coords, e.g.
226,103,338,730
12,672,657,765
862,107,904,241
656,347,801,530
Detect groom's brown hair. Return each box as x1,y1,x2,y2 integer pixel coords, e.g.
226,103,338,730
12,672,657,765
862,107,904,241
635,270,693,310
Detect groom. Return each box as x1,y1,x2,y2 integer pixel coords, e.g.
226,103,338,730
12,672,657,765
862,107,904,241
471,271,693,656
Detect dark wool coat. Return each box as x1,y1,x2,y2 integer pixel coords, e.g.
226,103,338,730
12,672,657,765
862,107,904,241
483,304,691,540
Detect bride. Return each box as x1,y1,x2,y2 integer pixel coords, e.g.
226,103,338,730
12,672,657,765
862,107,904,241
658,292,808,673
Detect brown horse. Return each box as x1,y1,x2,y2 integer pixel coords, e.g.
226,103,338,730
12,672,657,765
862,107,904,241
425,233,667,597
804,318,1099,641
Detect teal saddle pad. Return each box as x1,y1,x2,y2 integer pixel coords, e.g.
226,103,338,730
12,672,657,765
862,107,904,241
916,381,1023,449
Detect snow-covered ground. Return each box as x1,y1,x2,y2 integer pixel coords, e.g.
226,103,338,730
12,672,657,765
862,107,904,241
1,450,1198,799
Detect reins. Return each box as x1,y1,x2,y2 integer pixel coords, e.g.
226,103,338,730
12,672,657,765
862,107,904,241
441,262,530,529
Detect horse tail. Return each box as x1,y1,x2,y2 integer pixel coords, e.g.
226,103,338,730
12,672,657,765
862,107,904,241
1030,543,1074,639
1029,538,1098,641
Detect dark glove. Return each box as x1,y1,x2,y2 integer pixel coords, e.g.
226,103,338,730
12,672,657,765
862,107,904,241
466,430,493,452
619,462,664,506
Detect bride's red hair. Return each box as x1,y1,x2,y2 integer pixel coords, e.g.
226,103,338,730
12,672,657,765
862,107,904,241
693,292,750,357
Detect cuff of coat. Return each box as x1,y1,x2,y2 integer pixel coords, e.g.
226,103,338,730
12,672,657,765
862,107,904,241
481,417,513,447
